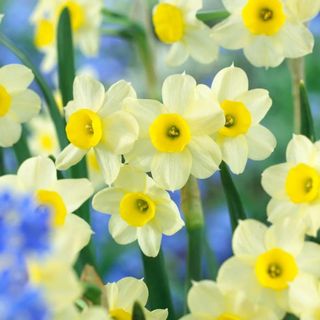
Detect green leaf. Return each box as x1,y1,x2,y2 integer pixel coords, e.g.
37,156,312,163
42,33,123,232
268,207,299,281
220,161,247,232
13,128,31,164
283,314,299,320
132,302,146,320
82,283,102,306
299,81,316,142
0,147,5,175
196,10,229,24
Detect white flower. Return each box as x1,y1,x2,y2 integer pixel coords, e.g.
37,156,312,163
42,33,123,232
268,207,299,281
180,280,278,320
152,0,218,66
30,0,103,72
212,0,319,67
126,73,224,191
92,165,184,257
0,64,41,147
262,135,320,236
211,65,276,174
86,149,105,191
55,75,139,185
217,219,320,316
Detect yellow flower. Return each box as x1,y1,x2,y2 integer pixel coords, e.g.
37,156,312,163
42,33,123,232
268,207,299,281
152,0,218,66
0,64,41,147
262,135,320,236
212,0,318,67
92,166,184,257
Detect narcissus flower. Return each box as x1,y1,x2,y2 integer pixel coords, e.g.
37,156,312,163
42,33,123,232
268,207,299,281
211,65,276,174
218,219,320,317
31,0,103,72
126,73,224,190
262,135,320,236
180,280,277,320
56,75,139,185
92,166,184,257
0,64,41,147
212,0,319,67
152,0,218,66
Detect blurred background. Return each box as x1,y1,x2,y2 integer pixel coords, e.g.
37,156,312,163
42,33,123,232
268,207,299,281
0,0,319,315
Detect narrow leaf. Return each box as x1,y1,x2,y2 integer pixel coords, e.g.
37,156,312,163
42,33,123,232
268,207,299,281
196,10,229,24
132,302,146,320
13,128,31,164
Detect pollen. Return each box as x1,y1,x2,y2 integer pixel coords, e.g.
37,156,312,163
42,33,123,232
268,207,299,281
0,85,11,117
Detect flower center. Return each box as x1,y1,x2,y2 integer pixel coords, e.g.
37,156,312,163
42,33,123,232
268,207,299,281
109,308,131,320
59,0,85,31
242,0,286,36
149,113,191,153
0,85,11,117
285,163,320,203
152,3,185,44
36,190,67,227
40,134,55,152
255,248,298,290
217,313,242,320
120,192,156,227
219,100,252,137
34,19,55,48
66,109,103,150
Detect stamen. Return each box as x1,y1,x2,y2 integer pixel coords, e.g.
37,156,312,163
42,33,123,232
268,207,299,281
167,125,180,138
85,123,94,134
305,178,313,193
268,263,282,278
260,8,273,21
225,114,235,128
136,199,149,212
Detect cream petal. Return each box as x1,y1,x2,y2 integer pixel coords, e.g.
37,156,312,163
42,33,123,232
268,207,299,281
286,134,316,164
236,89,272,125
114,165,147,192
220,135,248,174
222,0,247,12
297,242,320,278
261,163,291,199
145,309,168,320
92,188,124,214
77,29,99,57
0,117,22,147
145,175,171,202
211,65,249,102
52,178,93,213
73,75,105,111
166,42,189,67
246,125,276,161
180,0,202,11
286,0,320,22
188,136,221,179
108,214,137,245
95,147,121,185
0,175,22,192
188,281,224,316
233,219,267,257
151,149,192,191
103,111,139,154
10,89,41,122
0,64,34,92
179,315,210,320
162,74,196,114
267,198,298,224
55,144,87,170
137,222,162,257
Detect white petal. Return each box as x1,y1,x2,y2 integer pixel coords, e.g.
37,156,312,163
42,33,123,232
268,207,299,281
95,147,121,185
109,214,137,245
103,111,139,154
246,125,276,160
162,74,196,114
187,281,224,316
222,0,246,12
145,309,168,320
72,75,105,112
10,89,41,122
0,117,22,147
211,65,249,102
236,89,272,124
0,175,21,191
233,219,267,257
297,242,320,278
151,150,192,191
92,188,124,214
220,135,248,174
78,29,99,56
137,222,162,257
286,0,320,22
267,198,298,224
180,0,202,11
53,178,93,213
18,156,57,190
114,165,147,192
155,200,184,235
286,134,316,164
55,144,87,170
0,64,34,92
188,136,221,179
166,42,189,67
261,163,290,199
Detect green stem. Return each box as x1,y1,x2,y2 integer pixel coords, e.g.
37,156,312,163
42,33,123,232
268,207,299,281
141,249,175,320
0,148,5,176
13,130,31,164
220,162,246,232
204,237,219,280
0,33,68,149
196,10,229,24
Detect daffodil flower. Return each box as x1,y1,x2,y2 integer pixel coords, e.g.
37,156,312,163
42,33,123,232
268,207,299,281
152,0,218,66
126,73,224,191
0,64,41,147
262,135,320,236
212,0,319,67
211,65,276,174
55,75,139,185
92,166,184,257
218,219,320,317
